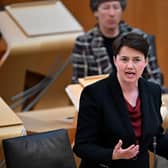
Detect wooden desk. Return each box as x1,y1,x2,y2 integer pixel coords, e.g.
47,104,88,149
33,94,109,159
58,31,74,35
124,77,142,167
0,97,24,161
65,75,110,111
0,3,83,110
17,106,76,133
17,106,77,144
65,84,83,111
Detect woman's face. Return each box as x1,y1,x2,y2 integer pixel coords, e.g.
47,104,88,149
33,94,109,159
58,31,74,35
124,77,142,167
114,46,148,85
94,1,122,33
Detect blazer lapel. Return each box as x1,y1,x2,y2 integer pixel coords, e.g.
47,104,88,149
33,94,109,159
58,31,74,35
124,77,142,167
107,75,160,144
138,78,158,140
108,73,136,142
139,82,149,139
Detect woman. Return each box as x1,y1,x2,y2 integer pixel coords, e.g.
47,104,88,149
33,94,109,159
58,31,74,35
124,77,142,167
73,33,168,168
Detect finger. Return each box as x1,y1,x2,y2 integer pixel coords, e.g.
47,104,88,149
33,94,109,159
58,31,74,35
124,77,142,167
124,144,136,151
112,140,123,160
114,139,123,151
123,145,139,153
131,145,139,155
124,143,140,152
122,145,139,159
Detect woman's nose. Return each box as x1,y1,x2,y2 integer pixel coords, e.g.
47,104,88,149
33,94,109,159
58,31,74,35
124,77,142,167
108,7,116,16
127,61,134,68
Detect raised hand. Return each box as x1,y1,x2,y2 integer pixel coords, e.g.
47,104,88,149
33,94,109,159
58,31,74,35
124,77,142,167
112,139,139,160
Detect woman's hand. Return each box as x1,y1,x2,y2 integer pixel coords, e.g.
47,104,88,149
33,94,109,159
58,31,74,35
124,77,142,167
112,139,139,160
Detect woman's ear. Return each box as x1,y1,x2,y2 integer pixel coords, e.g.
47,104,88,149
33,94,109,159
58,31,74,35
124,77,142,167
113,56,116,66
94,11,98,18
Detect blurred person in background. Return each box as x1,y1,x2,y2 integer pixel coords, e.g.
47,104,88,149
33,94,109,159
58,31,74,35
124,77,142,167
71,0,168,93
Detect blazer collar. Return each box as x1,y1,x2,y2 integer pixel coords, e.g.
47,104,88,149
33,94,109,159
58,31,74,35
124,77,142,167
107,72,136,142
138,78,159,140
107,73,157,142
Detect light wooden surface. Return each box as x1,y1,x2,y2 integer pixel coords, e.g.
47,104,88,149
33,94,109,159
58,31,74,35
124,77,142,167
17,106,76,134
0,98,25,161
65,75,108,111
0,11,83,54
17,106,77,145
65,84,83,112
78,74,109,87
5,0,83,37
0,97,22,127
0,9,83,110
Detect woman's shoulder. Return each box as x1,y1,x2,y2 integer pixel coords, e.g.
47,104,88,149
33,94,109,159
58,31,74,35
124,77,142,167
82,76,110,96
140,78,161,93
120,21,149,38
76,26,101,42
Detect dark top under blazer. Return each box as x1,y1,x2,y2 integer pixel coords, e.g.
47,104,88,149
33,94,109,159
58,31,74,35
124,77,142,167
73,72,168,168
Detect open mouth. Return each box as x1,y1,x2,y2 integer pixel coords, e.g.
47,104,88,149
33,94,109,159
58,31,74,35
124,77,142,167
125,71,136,78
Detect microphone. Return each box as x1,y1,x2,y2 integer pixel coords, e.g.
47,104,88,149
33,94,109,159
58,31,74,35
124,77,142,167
153,136,157,168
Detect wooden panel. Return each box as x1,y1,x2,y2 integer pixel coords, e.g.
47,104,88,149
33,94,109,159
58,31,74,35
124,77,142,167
0,0,40,6
155,1,168,87
61,0,96,30
0,36,7,64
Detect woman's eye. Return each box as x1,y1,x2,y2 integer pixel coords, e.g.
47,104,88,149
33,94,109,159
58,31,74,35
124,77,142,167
133,58,141,62
100,4,121,10
101,5,110,10
120,57,128,62
113,4,121,10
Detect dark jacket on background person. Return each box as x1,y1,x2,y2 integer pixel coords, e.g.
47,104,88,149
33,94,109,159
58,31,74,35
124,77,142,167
73,72,168,168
